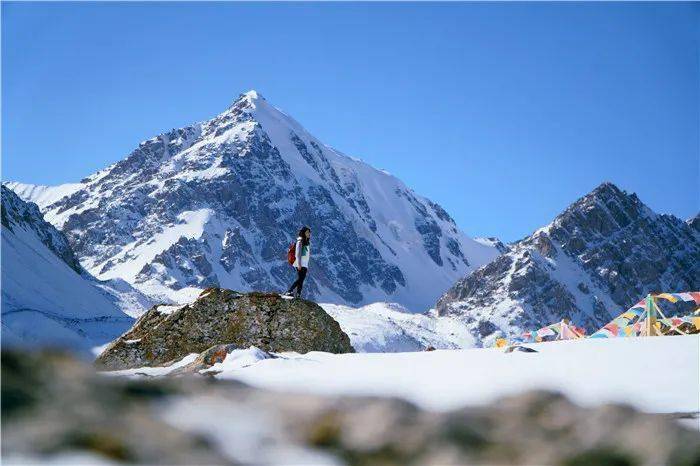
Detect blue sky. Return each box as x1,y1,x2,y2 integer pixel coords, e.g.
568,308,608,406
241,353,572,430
2,2,698,242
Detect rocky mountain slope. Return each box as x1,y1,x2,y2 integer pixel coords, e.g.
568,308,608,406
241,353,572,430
97,288,354,370
436,182,700,345
1,186,134,352
6,91,499,310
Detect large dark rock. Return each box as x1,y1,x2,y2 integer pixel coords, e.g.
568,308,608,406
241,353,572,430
96,288,354,370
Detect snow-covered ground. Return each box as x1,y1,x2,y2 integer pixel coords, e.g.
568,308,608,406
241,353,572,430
108,335,700,423
321,302,476,351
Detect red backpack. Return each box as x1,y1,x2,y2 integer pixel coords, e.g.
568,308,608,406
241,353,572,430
287,241,296,265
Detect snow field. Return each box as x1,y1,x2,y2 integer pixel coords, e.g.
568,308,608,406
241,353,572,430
106,335,700,420
219,335,700,417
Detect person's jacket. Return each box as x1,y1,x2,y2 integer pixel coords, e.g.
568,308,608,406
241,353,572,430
293,237,310,268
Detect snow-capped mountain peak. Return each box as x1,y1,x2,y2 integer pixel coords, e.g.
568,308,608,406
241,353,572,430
240,89,262,101
7,92,500,310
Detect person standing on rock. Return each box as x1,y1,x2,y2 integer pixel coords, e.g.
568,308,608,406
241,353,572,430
285,226,311,298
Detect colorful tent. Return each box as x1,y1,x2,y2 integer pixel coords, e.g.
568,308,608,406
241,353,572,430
511,319,586,345
495,291,699,349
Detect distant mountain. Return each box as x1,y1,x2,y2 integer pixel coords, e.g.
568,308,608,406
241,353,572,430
8,91,499,310
1,186,135,352
688,213,700,233
436,182,700,345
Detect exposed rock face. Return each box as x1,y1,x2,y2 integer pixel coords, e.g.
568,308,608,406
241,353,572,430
1,186,81,273
1,186,134,351
5,91,499,310
4,351,700,466
475,236,511,254
689,214,700,233
96,289,354,370
437,183,700,344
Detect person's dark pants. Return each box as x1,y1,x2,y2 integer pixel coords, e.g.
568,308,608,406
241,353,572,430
288,267,307,297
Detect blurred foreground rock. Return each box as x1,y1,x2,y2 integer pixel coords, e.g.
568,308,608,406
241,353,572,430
3,350,699,465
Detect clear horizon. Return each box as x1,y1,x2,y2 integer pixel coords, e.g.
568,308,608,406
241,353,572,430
2,2,698,242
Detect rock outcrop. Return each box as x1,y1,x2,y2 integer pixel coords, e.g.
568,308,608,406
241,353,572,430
96,289,354,370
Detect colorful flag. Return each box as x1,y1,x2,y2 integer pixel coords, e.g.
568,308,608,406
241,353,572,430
656,293,679,303
693,317,700,330
590,329,613,338
690,292,700,305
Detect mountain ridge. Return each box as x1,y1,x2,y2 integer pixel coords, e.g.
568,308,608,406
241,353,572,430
436,181,700,345
1,186,135,351
7,90,499,310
